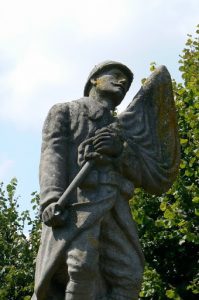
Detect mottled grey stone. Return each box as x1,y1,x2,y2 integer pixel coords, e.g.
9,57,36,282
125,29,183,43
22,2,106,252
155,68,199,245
32,61,180,300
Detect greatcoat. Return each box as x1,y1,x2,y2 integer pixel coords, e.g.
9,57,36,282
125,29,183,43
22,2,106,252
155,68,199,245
32,69,180,299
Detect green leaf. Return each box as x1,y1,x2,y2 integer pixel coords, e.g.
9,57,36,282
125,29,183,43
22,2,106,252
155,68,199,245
164,209,175,220
195,208,199,216
166,289,175,298
180,138,188,144
160,202,167,211
192,196,199,203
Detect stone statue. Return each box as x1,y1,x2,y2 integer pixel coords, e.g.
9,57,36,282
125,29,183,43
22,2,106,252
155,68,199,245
32,61,180,300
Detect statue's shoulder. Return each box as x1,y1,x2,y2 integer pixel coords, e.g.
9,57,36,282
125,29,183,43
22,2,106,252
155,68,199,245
45,98,90,124
53,97,89,110
67,97,90,110
46,98,83,114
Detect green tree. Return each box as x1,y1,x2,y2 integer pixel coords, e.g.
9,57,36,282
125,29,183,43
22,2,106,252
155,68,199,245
0,178,41,300
131,25,199,299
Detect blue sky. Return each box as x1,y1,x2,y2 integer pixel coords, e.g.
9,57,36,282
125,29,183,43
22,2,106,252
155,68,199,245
0,0,198,213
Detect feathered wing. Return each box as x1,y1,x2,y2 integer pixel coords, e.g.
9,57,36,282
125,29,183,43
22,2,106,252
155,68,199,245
118,65,180,195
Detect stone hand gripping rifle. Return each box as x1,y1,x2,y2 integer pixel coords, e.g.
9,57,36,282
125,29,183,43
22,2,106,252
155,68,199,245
49,119,121,225
49,122,119,225
51,122,120,222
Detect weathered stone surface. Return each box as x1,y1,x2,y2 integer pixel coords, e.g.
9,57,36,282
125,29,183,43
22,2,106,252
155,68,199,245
32,61,180,300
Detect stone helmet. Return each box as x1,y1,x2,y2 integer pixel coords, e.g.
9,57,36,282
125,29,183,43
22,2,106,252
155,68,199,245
84,60,134,96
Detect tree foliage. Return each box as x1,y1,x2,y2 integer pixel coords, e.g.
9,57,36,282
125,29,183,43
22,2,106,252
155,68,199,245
0,178,41,300
131,25,199,299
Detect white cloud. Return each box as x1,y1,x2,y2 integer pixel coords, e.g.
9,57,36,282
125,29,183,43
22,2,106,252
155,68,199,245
66,0,129,38
9,46,66,95
0,0,198,129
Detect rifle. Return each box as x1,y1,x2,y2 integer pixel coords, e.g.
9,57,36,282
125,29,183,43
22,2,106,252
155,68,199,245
53,160,94,217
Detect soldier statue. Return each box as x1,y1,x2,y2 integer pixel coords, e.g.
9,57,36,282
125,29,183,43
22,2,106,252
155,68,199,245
32,61,180,300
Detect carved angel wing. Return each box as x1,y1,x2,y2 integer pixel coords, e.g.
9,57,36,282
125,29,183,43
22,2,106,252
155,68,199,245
118,66,180,195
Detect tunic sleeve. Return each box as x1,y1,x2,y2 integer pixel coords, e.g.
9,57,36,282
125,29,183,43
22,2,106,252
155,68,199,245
39,103,70,211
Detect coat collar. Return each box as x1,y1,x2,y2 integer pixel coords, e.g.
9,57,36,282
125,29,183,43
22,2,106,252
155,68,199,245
84,97,114,120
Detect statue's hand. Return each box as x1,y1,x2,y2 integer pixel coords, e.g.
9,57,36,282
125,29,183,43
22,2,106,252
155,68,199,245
42,203,68,227
78,128,123,166
93,127,123,157
78,137,100,165
78,136,112,166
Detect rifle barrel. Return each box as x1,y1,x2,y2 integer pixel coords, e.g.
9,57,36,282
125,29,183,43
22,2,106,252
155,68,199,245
57,160,94,208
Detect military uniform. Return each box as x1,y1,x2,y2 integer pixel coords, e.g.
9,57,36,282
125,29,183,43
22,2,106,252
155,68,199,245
32,96,144,300
32,62,180,300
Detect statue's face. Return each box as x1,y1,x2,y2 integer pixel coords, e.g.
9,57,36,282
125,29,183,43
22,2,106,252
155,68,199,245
92,68,129,105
